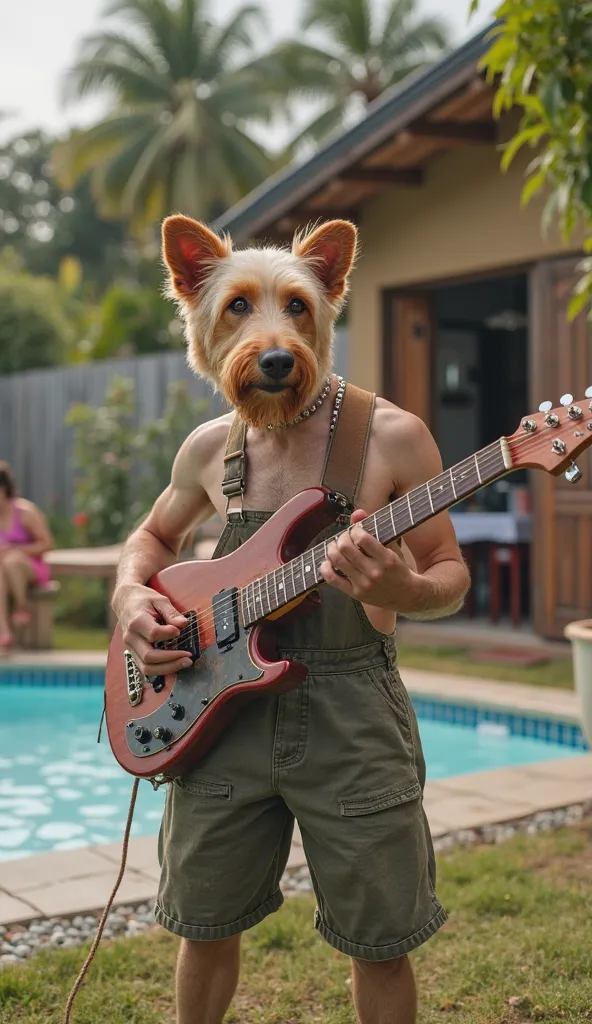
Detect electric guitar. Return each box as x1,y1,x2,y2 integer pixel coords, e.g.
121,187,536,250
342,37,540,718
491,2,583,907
105,392,592,782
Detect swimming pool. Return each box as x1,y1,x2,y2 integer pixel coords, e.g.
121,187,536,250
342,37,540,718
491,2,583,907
0,681,586,859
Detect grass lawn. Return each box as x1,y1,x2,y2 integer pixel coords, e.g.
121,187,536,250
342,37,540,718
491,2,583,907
2,822,591,1023
53,625,110,651
398,644,574,690
51,626,574,691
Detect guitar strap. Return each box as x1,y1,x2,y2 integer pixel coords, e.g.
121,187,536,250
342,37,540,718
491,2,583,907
221,381,376,512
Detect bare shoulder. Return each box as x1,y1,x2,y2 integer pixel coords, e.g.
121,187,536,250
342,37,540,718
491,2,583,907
372,397,435,453
15,497,43,520
371,397,443,490
172,411,234,480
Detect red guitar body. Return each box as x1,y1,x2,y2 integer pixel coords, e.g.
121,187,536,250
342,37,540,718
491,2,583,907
105,487,339,780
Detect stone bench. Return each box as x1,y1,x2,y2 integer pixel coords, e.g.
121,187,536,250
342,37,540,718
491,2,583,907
17,581,61,650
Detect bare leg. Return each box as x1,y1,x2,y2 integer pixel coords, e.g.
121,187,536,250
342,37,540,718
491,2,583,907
0,566,12,643
176,936,241,1024
2,550,35,615
351,955,417,1024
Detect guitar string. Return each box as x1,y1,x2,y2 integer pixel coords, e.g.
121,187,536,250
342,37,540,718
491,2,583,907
143,427,558,658
151,426,577,652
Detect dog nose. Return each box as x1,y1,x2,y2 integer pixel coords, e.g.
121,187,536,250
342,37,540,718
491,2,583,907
258,348,295,381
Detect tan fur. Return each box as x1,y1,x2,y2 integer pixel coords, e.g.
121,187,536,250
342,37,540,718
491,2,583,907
162,216,358,428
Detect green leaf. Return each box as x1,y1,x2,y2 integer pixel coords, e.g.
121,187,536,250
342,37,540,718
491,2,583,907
521,170,546,206
561,77,577,103
500,124,546,171
541,191,559,236
469,0,480,15
582,174,592,213
540,76,563,119
568,286,591,322
521,62,537,95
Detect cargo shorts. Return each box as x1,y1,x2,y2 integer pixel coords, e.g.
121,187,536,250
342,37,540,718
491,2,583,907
154,640,447,961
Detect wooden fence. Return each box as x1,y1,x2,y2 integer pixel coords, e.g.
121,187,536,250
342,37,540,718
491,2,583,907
0,331,348,512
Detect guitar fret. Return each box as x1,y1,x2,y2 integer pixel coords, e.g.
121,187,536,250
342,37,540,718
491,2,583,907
426,482,434,515
271,568,279,609
474,452,482,484
449,467,457,501
406,492,414,527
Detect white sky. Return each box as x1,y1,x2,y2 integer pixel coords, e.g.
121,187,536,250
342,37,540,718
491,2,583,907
1,0,496,144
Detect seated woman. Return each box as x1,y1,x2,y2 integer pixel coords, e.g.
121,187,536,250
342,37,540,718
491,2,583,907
0,462,54,651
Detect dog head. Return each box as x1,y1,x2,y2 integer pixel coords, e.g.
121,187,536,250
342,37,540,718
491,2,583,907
162,216,357,428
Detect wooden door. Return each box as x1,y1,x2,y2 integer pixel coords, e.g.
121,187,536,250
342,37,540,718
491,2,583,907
383,292,433,426
530,258,592,638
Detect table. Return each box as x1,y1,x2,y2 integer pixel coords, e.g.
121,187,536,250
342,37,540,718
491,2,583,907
449,512,532,545
46,546,123,629
448,513,532,626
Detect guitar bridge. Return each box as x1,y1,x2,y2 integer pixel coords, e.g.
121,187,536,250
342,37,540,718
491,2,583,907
125,649,145,707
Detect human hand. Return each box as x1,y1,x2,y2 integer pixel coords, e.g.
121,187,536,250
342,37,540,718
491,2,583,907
321,509,421,612
113,583,194,677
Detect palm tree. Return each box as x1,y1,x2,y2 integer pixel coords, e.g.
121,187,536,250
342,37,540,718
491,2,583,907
55,0,278,230
263,0,450,152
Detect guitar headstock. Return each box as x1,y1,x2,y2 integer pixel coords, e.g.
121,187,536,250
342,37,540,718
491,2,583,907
508,390,592,480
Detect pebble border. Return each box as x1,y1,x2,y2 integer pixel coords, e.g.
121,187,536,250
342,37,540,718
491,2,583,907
1,801,590,967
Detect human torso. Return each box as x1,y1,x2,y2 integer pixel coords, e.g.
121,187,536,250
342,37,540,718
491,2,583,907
0,500,32,545
199,377,400,637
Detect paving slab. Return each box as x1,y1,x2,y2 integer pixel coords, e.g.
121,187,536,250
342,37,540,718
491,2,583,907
93,835,160,878
403,667,579,722
0,847,115,895
0,891,42,924
22,870,157,918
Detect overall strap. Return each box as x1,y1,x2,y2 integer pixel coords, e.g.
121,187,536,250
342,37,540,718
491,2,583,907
222,414,247,513
321,382,376,507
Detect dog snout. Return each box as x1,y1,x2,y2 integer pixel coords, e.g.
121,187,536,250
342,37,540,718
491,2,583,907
258,348,295,381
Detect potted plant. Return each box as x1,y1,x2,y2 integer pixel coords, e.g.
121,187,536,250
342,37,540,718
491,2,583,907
565,621,592,747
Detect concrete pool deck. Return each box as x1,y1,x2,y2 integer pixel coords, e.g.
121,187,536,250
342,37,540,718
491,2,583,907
1,663,590,926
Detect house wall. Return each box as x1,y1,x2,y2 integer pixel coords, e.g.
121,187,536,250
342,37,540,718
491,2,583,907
348,144,576,394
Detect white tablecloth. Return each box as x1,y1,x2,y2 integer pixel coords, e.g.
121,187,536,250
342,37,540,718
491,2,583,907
449,512,532,545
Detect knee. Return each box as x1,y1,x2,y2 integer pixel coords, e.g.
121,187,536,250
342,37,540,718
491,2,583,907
352,953,409,980
2,549,27,572
180,934,241,965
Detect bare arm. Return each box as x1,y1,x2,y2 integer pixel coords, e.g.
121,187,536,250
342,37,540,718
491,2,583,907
112,425,219,677
11,503,54,558
323,406,469,620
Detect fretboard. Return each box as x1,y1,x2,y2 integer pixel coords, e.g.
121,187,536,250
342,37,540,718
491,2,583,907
240,438,510,628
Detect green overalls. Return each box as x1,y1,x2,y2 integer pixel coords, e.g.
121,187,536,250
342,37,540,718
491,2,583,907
155,383,447,960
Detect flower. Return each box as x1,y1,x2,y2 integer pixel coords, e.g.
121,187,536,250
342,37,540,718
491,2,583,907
73,512,89,527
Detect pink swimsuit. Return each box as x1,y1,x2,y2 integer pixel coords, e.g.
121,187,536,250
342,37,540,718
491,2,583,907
0,502,50,585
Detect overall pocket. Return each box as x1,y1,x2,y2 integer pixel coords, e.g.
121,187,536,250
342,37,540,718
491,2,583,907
173,776,232,799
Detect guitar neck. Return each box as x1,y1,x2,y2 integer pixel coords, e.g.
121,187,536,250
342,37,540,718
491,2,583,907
240,436,512,628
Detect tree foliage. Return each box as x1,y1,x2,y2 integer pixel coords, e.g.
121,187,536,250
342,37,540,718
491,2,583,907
55,0,280,230
0,130,125,288
258,0,450,153
0,253,74,373
471,0,592,317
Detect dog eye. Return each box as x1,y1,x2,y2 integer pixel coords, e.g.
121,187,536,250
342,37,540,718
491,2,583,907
287,298,307,316
228,297,250,315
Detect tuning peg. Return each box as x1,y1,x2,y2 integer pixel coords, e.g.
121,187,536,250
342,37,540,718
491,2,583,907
585,386,592,399
565,462,583,485
538,401,553,413
560,394,574,407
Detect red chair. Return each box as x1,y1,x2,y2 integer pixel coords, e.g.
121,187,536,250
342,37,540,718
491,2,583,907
489,543,523,627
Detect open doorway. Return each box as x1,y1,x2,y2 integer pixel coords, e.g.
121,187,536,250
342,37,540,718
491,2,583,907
431,273,530,622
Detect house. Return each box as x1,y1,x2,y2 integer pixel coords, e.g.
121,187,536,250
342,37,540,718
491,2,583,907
214,25,592,641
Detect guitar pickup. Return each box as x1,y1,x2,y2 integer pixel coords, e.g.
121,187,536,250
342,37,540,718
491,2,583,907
153,609,200,673
213,589,240,649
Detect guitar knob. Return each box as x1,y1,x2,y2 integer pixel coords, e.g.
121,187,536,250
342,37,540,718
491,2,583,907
538,401,553,413
560,393,574,407
153,726,173,743
585,386,592,399
134,726,152,744
565,462,582,484
169,703,185,720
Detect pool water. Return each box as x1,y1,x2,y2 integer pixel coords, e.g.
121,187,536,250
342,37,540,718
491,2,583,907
0,684,582,859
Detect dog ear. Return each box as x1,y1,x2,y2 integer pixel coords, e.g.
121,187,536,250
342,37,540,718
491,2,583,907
162,216,231,299
293,220,358,302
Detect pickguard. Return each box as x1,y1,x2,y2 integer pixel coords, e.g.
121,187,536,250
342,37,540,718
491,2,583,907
124,629,263,758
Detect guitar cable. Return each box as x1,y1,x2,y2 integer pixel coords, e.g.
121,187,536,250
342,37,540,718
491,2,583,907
63,769,140,1020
